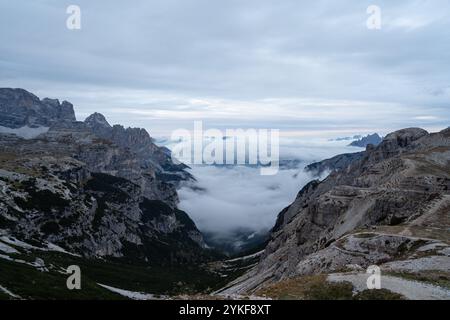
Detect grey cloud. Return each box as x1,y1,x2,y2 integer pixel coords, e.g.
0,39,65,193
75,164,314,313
0,0,449,135
177,139,360,236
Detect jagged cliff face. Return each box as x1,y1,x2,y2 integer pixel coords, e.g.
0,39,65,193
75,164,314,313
0,88,206,265
348,133,382,147
222,127,450,294
84,112,194,184
304,151,365,176
0,88,75,128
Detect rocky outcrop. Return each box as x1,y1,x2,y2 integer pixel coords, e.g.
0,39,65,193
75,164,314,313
348,133,382,147
0,88,75,128
305,151,364,176
221,127,450,294
84,112,111,129
0,156,207,264
0,88,208,265
84,112,193,182
0,88,194,206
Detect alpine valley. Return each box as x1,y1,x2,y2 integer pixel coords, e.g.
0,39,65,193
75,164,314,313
0,88,449,300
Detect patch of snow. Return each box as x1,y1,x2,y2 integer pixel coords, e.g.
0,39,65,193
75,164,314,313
214,293,272,300
0,252,49,272
0,253,27,264
0,241,19,254
0,253,14,261
0,236,80,257
0,236,38,250
97,284,159,300
0,125,49,139
30,257,48,272
46,243,81,257
0,285,21,299
225,250,264,263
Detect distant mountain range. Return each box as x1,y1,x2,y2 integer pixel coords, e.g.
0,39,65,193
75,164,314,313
304,133,383,176
348,133,382,147
328,135,362,141
329,133,383,147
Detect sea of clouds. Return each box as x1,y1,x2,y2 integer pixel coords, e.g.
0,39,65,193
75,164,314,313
164,136,364,240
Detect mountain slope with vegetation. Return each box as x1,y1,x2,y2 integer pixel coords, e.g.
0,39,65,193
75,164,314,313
0,88,247,298
221,127,450,299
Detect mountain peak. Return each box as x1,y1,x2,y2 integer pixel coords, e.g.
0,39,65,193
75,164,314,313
348,133,382,147
383,127,428,142
0,88,76,128
84,112,111,128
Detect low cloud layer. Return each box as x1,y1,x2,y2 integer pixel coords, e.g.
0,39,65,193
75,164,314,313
177,138,359,236
179,165,308,235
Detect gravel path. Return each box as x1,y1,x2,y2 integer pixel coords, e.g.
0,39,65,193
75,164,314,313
0,284,21,299
383,256,450,273
328,273,450,300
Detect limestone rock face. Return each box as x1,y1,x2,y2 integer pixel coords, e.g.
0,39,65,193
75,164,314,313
0,158,207,263
84,112,111,129
0,88,207,265
222,127,450,294
83,112,194,185
348,133,382,147
0,88,76,128
305,152,364,176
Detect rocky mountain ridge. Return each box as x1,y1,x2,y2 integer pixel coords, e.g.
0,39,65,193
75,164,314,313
0,88,76,128
0,88,207,265
348,133,382,147
221,127,450,295
305,151,365,176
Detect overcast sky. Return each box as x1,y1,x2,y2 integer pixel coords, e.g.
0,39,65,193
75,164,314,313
0,0,449,136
